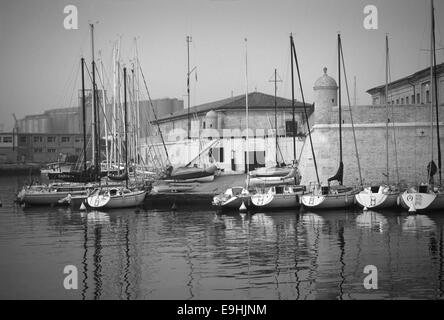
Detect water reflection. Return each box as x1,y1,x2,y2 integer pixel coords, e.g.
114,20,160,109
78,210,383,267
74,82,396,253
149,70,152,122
402,214,436,233
356,211,388,233
1,176,444,299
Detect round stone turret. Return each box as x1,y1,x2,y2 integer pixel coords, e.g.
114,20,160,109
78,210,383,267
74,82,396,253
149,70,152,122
313,67,338,125
205,110,217,129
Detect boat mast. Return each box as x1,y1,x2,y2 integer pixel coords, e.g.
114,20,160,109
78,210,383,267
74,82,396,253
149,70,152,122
429,0,435,184
432,0,441,185
112,43,117,167
124,67,128,188
99,51,109,173
270,68,282,166
290,33,296,161
135,38,141,165
291,34,320,185
81,57,87,173
187,35,192,140
338,33,343,185
245,38,250,176
90,24,97,178
385,35,390,184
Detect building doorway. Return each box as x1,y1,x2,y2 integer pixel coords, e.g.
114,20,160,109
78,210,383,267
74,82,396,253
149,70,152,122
244,151,265,173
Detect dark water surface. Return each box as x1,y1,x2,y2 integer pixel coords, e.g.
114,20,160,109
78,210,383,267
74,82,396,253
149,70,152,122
1,175,444,299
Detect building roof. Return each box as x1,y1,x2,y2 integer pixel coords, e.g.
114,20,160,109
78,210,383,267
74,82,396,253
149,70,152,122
155,91,313,122
367,62,444,94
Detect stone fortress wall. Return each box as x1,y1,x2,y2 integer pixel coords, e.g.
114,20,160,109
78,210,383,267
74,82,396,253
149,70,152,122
299,68,444,187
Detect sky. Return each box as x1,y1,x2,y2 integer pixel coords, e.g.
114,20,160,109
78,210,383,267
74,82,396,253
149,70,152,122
1,0,443,131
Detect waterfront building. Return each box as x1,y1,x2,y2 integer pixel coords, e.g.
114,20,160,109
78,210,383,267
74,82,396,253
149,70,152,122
140,92,313,172
367,62,444,106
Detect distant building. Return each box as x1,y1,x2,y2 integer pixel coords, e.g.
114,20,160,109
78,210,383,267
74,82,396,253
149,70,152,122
0,132,18,163
367,63,444,106
16,133,84,163
14,95,183,163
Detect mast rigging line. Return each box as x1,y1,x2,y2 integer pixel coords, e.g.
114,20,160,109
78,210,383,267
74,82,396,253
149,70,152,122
386,39,400,185
291,34,320,185
432,0,442,186
339,36,363,187
137,59,171,166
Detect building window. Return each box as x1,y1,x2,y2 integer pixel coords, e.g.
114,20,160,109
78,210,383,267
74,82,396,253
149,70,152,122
406,96,409,105
47,148,56,153
401,98,404,104
47,136,56,143
33,136,43,143
75,148,82,154
285,121,297,137
33,148,43,153
75,138,81,143
417,93,420,104
2,136,13,143
392,100,394,105
426,90,430,103
396,99,399,105
411,95,415,104
20,136,27,143
61,136,70,143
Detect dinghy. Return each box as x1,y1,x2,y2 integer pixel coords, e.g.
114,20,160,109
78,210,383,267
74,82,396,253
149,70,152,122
212,187,251,211
248,166,301,188
249,166,291,178
164,164,217,181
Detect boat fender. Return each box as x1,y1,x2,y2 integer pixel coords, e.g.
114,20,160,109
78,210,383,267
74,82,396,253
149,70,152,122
80,202,86,211
239,202,247,213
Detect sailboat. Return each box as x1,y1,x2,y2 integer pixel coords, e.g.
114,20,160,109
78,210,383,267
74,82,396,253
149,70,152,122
250,47,305,210
300,34,360,210
399,0,444,212
87,67,148,209
212,38,252,211
355,35,401,210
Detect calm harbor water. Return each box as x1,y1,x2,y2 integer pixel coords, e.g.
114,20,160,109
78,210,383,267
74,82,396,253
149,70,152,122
0,175,443,300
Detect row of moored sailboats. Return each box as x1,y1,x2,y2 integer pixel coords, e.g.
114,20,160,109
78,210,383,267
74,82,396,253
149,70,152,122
215,1,444,214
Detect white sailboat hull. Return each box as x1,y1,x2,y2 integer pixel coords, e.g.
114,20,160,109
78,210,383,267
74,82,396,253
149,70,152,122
251,193,299,209
88,190,147,209
355,192,399,209
301,191,358,210
399,191,444,212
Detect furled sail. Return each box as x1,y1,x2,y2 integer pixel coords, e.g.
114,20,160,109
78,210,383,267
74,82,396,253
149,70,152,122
328,162,344,185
